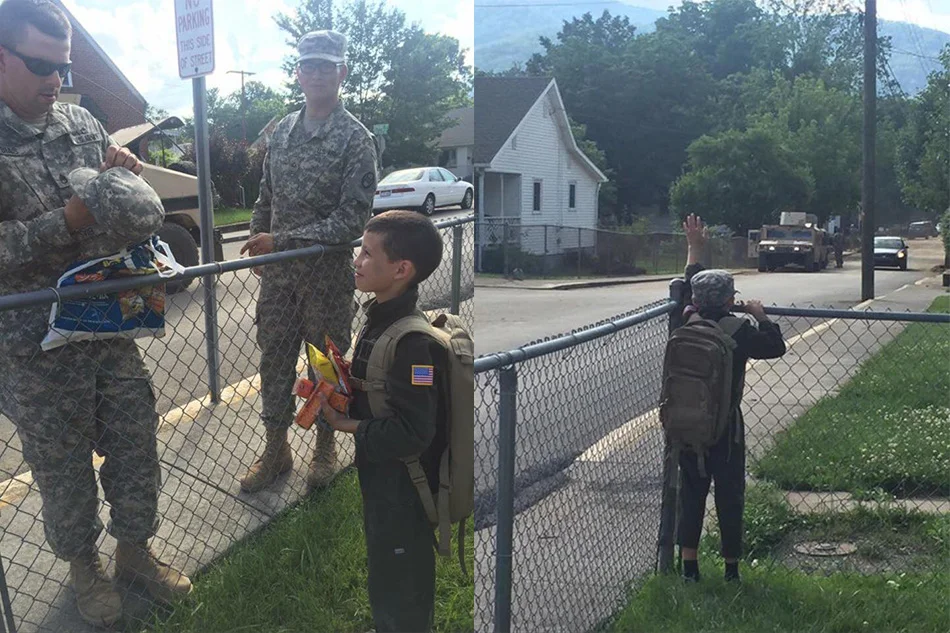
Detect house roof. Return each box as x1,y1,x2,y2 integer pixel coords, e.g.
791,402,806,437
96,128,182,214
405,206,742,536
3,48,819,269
473,76,552,164
474,76,607,183
440,106,473,148
52,0,147,107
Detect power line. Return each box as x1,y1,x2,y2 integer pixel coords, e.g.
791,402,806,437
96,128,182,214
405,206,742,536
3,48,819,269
891,47,941,62
474,1,622,7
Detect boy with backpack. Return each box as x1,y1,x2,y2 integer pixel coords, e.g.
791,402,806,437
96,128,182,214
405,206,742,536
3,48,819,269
661,214,786,584
318,210,473,632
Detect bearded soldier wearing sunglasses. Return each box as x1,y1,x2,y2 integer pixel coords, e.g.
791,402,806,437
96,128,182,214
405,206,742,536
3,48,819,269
0,0,191,626
238,30,378,494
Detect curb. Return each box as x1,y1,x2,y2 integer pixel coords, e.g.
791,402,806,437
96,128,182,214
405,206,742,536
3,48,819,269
477,251,864,291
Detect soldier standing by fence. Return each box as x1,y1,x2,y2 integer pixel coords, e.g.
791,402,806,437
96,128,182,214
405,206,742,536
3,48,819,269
239,30,378,492
0,0,191,626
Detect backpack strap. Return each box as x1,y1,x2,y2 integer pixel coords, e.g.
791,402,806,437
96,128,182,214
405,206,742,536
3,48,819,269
359,311,434,418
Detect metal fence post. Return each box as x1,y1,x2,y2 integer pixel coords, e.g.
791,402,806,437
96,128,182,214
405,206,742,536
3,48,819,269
194,77,221,403
577,227,582,277
450,224,463,315
503,221,510,278
495,365,518,633
0,555,15,633
657,278,687,574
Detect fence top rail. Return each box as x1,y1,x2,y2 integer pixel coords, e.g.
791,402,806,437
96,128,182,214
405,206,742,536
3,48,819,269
0,215,474,312
475,300,950,374
475,301,677,374
765,305,950,323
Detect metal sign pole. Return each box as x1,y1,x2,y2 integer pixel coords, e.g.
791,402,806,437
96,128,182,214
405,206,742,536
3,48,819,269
193,76,221,403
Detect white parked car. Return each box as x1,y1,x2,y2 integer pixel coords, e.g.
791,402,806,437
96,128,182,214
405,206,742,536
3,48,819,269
373,167,474,216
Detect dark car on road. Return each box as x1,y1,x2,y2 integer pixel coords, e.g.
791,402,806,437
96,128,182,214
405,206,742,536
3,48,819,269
908,221,938,239
873,236,909,270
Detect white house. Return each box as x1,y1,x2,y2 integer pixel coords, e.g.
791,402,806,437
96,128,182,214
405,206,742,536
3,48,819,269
439,106,474,181
474,76,608,261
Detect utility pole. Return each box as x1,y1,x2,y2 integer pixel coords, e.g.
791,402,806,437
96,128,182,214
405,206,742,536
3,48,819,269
227,69,256,145
861,0,876,302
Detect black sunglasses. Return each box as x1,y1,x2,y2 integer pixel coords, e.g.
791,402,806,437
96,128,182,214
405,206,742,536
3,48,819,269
4,47,71,79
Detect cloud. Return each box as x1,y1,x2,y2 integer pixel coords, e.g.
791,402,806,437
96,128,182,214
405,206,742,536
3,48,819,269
65,0,471,117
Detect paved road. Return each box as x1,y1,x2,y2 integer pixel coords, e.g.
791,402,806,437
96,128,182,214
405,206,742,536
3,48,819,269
474,240,947,519
0,209,473,480
477,242,945,354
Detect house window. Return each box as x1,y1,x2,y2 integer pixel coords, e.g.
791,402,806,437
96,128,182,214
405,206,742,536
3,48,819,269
532,180,542,213
569,183,576,210
511,135,518,150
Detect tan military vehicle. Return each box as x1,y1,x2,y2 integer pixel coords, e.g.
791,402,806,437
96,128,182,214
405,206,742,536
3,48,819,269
757,212,832,273
112,118,222,292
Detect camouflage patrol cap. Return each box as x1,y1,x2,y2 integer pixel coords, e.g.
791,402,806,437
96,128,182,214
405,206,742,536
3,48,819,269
691,269,740,309
297,30,346,64
68,167,164,243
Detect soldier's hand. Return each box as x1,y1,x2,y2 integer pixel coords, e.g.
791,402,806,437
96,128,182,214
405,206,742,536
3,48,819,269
683,214,707,249
101,145,143,175
64,195,95,232
743,299,768,322
241,233,275,258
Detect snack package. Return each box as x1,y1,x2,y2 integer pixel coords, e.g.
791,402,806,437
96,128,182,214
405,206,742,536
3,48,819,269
293,377,351,429
41,236,184,351
325,335,351,394
306,343,340,385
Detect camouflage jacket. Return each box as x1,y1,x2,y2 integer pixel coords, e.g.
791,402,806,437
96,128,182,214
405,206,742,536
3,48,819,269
250,100,378,258
0,100,114,355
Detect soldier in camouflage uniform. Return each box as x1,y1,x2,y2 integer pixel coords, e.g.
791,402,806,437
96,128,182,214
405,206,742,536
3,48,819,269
0,1,190,626
239,30,378,492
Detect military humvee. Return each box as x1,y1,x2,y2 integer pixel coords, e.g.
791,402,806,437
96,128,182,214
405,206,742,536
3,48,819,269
757,212,832,273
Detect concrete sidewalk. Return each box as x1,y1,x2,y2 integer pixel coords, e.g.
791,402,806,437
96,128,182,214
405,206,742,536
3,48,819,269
474,274,947,633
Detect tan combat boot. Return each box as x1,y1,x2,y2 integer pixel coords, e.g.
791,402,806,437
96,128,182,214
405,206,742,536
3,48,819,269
115,541,192,604
240,427,293,493
69,550,123,627
306,426,337,490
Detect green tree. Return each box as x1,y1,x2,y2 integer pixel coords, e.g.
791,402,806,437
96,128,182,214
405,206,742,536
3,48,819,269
526,11,716,219
380,27,472,168
670,127,815,233
897,45,950,216
655,0,786,80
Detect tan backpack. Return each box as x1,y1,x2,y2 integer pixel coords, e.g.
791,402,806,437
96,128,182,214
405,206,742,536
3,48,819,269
357,311,474,572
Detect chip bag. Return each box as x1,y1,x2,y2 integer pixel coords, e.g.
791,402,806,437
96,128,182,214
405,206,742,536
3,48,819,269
294,336,352,430
41,236,185,351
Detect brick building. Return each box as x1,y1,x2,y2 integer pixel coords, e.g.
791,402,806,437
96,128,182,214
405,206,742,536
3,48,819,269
52,0,147,134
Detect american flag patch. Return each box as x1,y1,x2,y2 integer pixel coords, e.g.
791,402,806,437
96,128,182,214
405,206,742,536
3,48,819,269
411,365,434,386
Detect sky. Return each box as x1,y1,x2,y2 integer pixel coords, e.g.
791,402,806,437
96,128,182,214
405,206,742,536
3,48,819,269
473,0,950,35
61,0,474,117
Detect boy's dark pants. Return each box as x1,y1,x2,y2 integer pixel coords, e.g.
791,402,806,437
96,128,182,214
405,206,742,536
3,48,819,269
360,470,435,633
676,423,746,559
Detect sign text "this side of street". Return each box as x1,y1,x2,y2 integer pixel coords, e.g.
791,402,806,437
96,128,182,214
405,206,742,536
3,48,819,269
175,0,215,80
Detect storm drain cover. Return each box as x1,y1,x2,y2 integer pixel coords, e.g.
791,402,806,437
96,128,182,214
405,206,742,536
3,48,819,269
793,541,857,557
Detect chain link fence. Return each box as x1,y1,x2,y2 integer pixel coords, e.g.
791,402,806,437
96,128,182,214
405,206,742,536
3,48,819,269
475,284,949,632
0,215,473,633
476,219,752,278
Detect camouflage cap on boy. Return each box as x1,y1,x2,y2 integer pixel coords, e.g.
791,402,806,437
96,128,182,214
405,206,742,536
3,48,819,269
68,167,164,244
296,30,346,64
691,269,740,309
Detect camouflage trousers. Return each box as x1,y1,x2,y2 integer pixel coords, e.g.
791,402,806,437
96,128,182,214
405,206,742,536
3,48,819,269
0,339,160,561
256,256,357,430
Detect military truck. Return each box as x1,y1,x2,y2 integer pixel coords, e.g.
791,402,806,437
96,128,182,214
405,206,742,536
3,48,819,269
757,212,832,273
112,119,223,293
